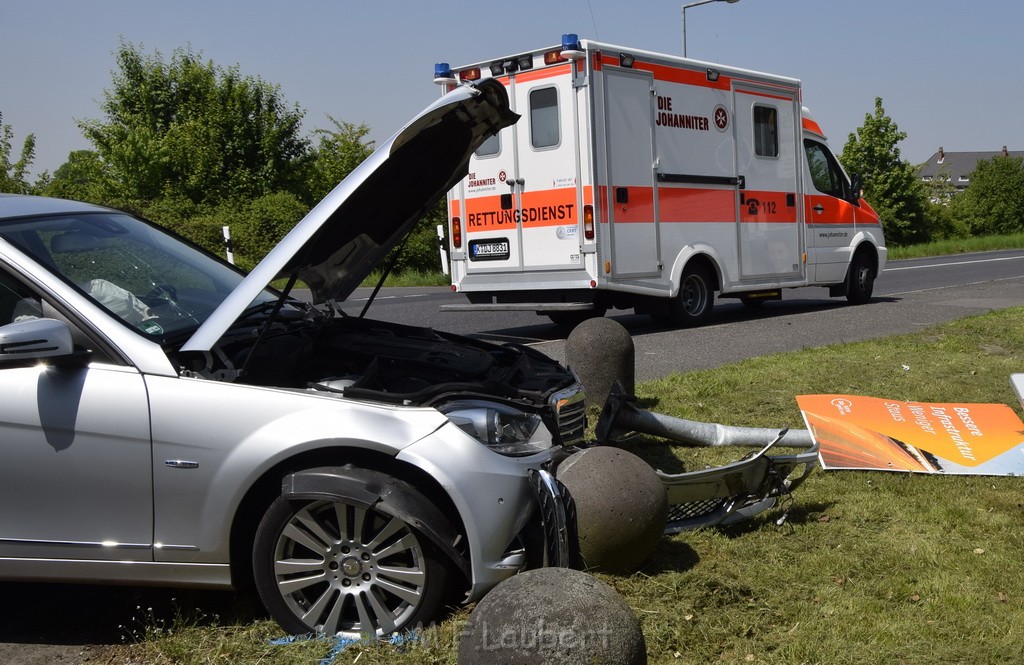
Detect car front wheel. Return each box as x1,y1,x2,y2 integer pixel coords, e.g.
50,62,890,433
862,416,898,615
253,493,452,637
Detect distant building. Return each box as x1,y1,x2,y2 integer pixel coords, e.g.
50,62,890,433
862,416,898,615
918,146,1024,192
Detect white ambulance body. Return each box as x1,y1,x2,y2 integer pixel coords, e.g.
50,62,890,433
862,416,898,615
437,35,886,326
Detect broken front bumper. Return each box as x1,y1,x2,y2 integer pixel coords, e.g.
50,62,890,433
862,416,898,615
659,442,818,533
596,383,820,533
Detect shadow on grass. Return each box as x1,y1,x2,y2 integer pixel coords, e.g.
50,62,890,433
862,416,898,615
640,538,702,575
0,582,262,646
717,499,836,539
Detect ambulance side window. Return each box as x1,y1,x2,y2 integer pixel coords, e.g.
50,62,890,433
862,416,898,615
804,139,849,199
476,132,500,158
753,105,779,158
530,87,560,149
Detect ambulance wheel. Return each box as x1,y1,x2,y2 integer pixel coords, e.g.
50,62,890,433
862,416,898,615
845,252,876,305
659,265,714,327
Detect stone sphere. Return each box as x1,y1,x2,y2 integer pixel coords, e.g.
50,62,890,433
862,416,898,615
565,317,634,407
457,567,646,665
557,446,667,573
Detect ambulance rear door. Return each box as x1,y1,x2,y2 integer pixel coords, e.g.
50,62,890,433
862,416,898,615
603,66,660,278
459,62,584,275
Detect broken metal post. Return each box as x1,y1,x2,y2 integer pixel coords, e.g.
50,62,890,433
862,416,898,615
596,383,815,449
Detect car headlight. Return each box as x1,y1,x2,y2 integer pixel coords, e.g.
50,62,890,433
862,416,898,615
439,399,554,456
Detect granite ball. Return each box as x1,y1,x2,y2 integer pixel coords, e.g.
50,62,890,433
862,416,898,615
565,317,634,407
457,567,646,665
557,446,668,573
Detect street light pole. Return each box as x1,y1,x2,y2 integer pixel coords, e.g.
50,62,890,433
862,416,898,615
682,0,740,58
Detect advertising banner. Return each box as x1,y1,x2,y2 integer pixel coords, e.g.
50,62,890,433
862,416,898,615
796,394,1024,475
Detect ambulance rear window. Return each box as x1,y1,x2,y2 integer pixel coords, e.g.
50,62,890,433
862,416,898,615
530,87,560,149
754,105,779,158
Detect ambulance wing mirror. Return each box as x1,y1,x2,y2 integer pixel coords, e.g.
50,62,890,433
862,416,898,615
849,173,864,204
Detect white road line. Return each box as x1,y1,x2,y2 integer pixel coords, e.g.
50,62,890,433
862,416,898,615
884,255,1024,272
348,293,430,302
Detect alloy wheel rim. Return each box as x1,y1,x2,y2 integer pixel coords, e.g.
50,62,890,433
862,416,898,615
272,500,426,636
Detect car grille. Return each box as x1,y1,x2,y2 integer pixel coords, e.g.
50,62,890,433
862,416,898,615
550,383,586,446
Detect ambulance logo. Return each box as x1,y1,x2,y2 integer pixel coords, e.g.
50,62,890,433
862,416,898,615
713,105,729,132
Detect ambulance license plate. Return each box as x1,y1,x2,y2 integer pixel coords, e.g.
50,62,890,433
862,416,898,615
469,238,510,261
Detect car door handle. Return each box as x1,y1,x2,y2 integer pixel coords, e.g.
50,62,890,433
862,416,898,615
813,204,825,214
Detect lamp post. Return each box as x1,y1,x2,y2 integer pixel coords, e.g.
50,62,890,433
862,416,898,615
682,0,740,58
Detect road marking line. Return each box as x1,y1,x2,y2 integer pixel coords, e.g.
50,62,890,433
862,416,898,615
884,255,1024,272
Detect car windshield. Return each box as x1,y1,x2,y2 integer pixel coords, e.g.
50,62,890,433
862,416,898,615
0,211,278,340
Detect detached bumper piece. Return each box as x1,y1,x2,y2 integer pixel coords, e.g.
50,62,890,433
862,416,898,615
659,440,818,533
596,382,819,533
528,468,580,568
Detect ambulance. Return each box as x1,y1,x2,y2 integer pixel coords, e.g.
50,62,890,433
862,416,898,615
435,34,887,327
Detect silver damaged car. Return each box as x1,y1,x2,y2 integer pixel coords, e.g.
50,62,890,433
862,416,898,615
0,79,584,637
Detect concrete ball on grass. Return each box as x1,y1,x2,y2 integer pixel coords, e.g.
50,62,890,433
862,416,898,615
557,446,668,573
565,317,635,408
457,567,646,665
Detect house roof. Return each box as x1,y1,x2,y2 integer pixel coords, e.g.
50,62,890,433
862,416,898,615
918,147,1024,186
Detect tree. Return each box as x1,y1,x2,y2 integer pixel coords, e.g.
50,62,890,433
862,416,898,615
950,155,1024,236
0,111,37,195
840,98,929,245
306,116,375,202
78,41,311,206
41,150,109,203
917,162,965,240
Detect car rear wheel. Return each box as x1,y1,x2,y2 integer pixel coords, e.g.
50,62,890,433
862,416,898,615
253,493,452,637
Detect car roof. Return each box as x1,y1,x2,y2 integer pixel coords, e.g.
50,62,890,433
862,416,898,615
0,194,116,220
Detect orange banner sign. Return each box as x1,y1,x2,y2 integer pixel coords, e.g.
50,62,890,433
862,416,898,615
796,394,1024,475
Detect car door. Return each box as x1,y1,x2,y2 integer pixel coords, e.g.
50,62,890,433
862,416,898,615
0,267,153,561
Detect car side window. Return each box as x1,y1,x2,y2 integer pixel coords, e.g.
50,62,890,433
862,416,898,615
0,268,43,326
0,264,116,364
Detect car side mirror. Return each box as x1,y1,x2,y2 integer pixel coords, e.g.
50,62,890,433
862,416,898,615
0,318,78,364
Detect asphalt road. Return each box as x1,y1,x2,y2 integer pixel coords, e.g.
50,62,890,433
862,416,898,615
343,248,1024,381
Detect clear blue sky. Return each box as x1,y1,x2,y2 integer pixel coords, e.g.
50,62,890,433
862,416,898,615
3,0,1022,178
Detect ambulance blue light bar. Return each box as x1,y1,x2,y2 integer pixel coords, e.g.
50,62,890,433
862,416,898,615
555,32,584,62
433,62,457,85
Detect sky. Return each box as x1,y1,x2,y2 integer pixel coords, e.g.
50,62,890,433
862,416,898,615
3,0,1023,179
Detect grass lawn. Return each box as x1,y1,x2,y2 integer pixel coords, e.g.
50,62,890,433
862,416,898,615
100,307,1024,664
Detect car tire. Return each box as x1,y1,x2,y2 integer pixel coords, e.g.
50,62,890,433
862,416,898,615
253,487,453,637
845,252,875,305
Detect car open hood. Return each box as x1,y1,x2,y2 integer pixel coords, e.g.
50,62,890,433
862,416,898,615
181,79,517,353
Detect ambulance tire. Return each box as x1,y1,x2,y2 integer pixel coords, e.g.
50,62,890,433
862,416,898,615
658,265,714,327
845,252,876,305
